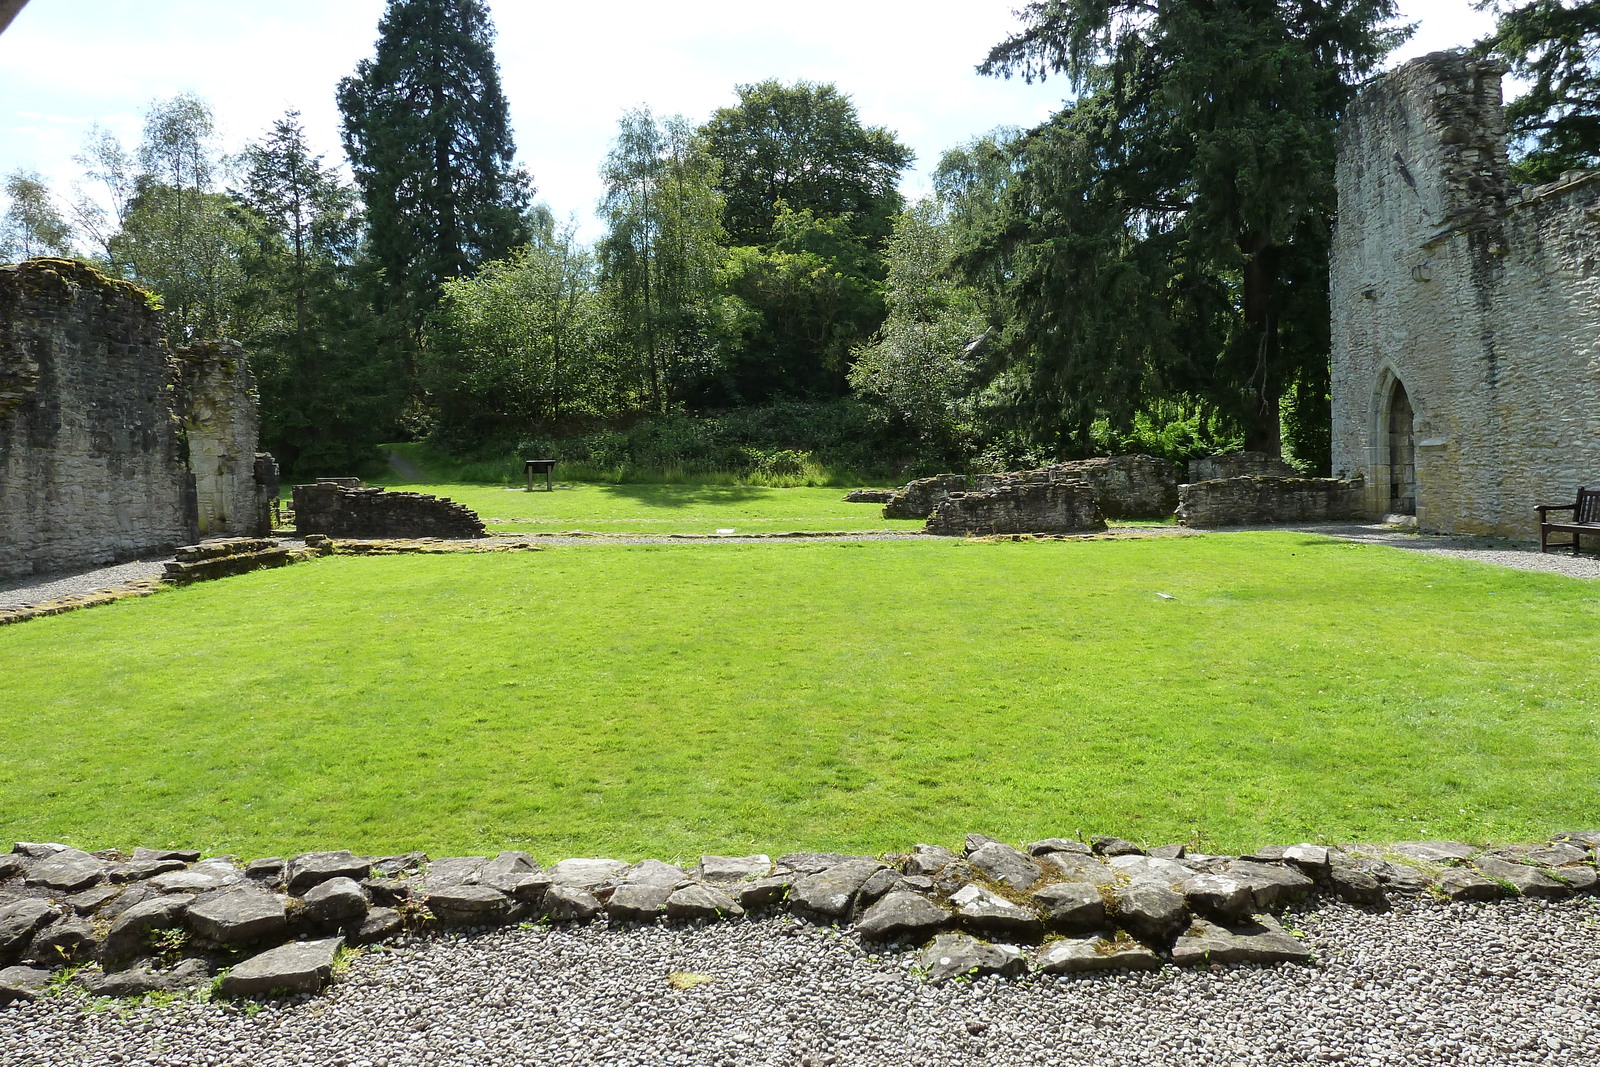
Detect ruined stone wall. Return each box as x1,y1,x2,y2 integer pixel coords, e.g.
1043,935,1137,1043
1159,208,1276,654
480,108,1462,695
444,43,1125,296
1176,477,1364,528
976,455,1181,519
1331,52,1600,538
293,483,486,539
925,483,1105,536
0,259,192,578
1188,453,1300,483
174,339,269,538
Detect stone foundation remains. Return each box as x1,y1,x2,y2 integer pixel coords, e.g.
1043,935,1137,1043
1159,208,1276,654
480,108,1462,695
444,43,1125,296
293,482,487,539
926,482,1106,536
0,258,273,578
882,474,969,519
1178,476,1364,527
1188,452,1300,483
1331,53,1600,538
3,830,1594,1002
881,456,1179,522
976,455,1181,520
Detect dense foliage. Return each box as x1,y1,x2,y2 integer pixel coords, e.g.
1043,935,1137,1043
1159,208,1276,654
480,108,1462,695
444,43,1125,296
1484,0,1600,183
31,2,1600,479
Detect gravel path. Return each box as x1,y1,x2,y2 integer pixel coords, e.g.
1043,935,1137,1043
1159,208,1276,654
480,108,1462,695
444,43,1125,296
2,522,1594,614
3,898,1597,1066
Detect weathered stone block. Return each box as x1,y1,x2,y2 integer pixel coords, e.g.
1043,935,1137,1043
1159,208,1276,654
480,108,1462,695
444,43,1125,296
926,482,1106,536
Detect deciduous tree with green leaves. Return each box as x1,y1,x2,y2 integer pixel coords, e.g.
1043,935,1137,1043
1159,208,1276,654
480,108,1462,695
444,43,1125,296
598,108,726,411
0,170,73,261
971,0,1405,459
338,0,531,340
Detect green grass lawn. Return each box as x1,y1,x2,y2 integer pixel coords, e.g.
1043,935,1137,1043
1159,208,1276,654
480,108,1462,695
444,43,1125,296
3,532,1598,862
358,481,924,536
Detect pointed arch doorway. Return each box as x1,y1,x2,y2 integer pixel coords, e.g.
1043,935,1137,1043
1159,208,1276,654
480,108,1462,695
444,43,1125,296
1387,379,1416,515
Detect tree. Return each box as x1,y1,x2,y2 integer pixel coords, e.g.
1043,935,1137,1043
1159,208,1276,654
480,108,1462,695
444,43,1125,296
0,170,74,260
972,1,1405,458
1483,0,1600,183
700,80,913,249
108,94,254,340
598,108,726,411
235,111,402,475
848,200,987,454
337,0,531,339
70,125,138,263
430,224,606,440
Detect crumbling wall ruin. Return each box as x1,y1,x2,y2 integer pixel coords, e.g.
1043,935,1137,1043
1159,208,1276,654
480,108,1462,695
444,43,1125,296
1331,53,1600,538
292,482,486,539
925,483,1106,536
0,258,271,578
1177,476,1364,528
175,340,273,538
882,456,1179,522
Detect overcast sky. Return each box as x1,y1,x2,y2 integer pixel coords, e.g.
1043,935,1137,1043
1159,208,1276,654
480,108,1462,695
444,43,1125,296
0,1,1499,244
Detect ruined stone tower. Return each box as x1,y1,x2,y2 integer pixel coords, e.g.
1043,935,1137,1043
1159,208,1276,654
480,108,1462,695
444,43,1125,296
0,258,273,578
1330,52,1600,538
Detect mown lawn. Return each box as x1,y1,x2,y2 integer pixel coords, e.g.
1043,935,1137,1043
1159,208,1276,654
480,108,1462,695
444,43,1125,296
371,481,923,535
2,533,1597,862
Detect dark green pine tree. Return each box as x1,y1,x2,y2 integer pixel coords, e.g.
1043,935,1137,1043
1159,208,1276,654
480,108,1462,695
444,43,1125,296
337,0,531,342
970,0,1406,459
1483,0,1600,184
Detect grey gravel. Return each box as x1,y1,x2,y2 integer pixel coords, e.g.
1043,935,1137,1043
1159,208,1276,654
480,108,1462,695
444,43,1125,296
4,897,1597,1065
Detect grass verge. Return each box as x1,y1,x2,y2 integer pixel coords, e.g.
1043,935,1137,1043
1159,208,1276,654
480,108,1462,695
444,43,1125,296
2,533,1596,860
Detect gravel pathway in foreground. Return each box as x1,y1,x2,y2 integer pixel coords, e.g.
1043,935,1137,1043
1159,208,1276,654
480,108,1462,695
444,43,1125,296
5,898,1597,1066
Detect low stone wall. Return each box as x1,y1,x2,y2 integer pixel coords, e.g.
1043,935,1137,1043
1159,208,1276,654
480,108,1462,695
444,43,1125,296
3,831,1594,1002
882,474,969,519
842,488,897,504
162,538,302,585
1178,476,1364,527
293,483,486,539
976,455,1181,520
926,483,1106,536
1188,452,1300,482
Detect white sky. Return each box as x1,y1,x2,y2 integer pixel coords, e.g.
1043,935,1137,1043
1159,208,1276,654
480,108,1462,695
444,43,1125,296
0,0,1499,245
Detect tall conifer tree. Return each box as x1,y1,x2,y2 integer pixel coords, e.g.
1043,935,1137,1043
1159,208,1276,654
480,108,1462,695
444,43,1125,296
338,0,531,340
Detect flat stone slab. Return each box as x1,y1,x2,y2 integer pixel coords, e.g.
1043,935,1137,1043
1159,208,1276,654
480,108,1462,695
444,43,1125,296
1390,841,1477,864
1472,856,1572,899
1033,882,1106,933
25,849,107,893
219,937,342,998
790,859,885,919
186,886,288,946
286,851,371,893
544,885,601,922
966,842,1042,892
697,855,772,883
0,900,57,960
304,877,370,924
548,858,629,888
621,859,686,888
1170,916,1314,967
606,883,671,921
1038,852,1117,887
1033,935,1163,975
919,933,1028,982
664,884,744,922
951,884,1043,939
855,891,949,941
1219,860,1316,909
1113,881,1189,946
427,885,511,922
103,896,189,958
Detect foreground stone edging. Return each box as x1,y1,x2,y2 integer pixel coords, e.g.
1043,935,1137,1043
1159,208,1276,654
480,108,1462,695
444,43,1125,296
2,830,1596,1004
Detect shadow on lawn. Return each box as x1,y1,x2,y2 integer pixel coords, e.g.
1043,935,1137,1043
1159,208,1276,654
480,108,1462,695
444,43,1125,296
595,483,781,510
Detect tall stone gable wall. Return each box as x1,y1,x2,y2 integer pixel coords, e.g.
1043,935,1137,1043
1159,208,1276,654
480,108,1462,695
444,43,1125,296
1331,52,1600,538
0,259,192,578
175,339,267,538
0,258,268,579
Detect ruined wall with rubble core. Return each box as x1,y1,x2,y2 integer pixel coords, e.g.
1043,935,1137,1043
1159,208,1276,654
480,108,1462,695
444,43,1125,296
175,339,269,538
1331,52,1600,538
0,259,193,578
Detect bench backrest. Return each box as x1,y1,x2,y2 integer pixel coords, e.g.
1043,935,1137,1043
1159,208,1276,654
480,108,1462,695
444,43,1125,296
1579,488,1600,526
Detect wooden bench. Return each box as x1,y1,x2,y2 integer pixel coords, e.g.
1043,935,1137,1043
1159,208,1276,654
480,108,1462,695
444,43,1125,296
1535,487,1600,554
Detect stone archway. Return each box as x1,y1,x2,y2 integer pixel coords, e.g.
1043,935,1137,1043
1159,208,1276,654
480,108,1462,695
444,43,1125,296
1386,379,1416,515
